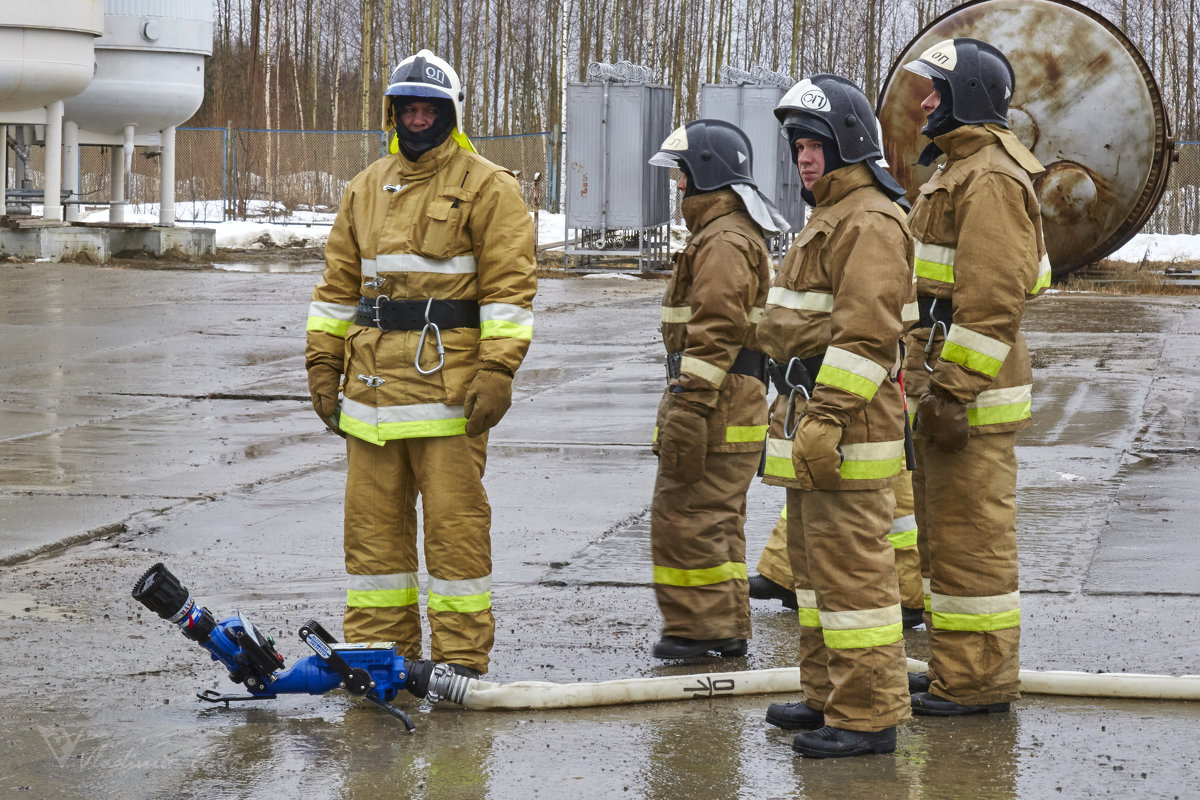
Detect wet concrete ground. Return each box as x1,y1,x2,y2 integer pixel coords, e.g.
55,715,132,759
0,261,1197,799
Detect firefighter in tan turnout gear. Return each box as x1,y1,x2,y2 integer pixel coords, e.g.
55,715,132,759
646,119,789,661
304,49,536,678
902,38,1050,716
757,74,914,759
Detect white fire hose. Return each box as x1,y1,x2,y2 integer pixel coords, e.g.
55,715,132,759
438,659,1200,711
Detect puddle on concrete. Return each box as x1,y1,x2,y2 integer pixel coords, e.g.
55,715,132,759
213,261,325,274
0,591,74,621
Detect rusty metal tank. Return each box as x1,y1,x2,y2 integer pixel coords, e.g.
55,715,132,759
877,0,1174,277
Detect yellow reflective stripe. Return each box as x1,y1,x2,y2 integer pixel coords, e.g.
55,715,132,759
796,589,819,628
375,253,478,274
817,347,889,401
942,325,1010,377
428,591,492,613
480,303,534,340
767,286,834,313
779,507,788,520
307,301,357,337
967,385,1032,427
764,437,796,480
824,622,904,649
923,577,932,612
1030,253,1052,294
308,316,353,337
930,590,1020,631
680,355,727,386
481,319,533,339
661,305,692,324
820,604,904,649
932,609,1021,631
347,588,419,607
346,572,420,608
839,440,905,481
654,561,748,587
340,398,467,443
725,424,767,443
914,241,955,284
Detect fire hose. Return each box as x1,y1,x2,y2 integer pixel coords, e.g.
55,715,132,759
134,564,1200,728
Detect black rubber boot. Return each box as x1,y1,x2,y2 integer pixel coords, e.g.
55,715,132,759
447,663,481,680
651,636,747,659
911,691,1010,716
792,725,897,758
765,701,824,730
747,575,798,609
908,672,931,693
901,606,925,629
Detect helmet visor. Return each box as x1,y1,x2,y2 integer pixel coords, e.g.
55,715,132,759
903,59,943,82
648,151,681,169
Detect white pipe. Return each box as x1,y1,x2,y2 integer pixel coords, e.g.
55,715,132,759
63,121,80,222
110,143,125,223
443,662,1200,711
159,126,176,226
43,100,64,222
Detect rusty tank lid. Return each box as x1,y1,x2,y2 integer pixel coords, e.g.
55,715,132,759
877,0,1174,277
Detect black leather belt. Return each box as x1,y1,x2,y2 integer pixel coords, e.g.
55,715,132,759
766,354,823,395
355,297,480,331
666,348,768,384
917,295,954,328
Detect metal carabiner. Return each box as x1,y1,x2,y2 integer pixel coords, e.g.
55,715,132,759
415,298,445,375
781,356,811,440
923,298,950,373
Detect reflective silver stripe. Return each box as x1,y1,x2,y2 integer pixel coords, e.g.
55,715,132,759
767,286,834,313
347,572,419,591
969,384,1031,410
361,257,377,277
480,302,534,327
375,253,478,274
308,301,358,321
748,306,764,324
341,397,466,425
840,439,905,462
680,355,726,386
822,346,889,388
661,305,692,324
931,589,1020,615
922,577,931,594
890,514,917,535
795,589,817,609
428,575,492,596
945,325,1011,363
819,603,902,630
901,301,919,324
914,241,956,267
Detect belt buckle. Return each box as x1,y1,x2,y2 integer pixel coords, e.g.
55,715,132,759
374,294,391,331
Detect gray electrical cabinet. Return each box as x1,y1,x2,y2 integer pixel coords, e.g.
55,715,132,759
700,83,806,236
564,80,673,269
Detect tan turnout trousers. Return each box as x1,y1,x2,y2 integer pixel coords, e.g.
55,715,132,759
343,432,495,674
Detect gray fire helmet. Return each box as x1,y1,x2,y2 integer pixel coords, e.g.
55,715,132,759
649,119,756,192
903,38,1014,127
